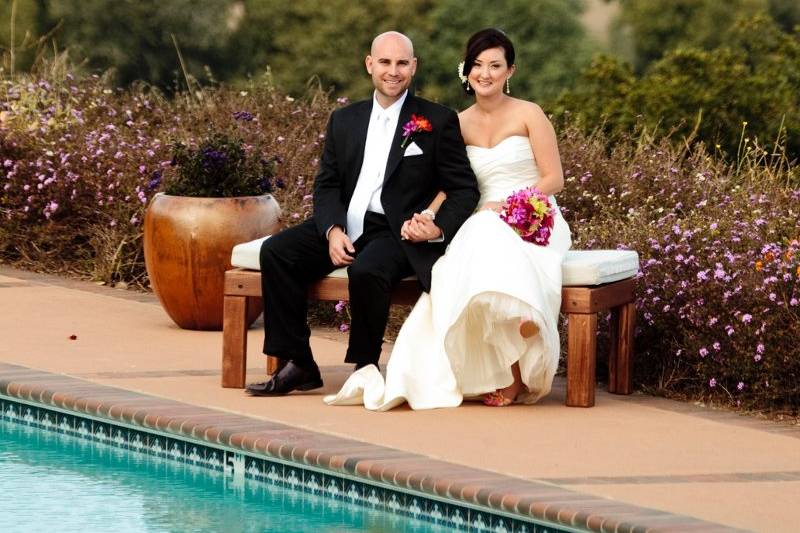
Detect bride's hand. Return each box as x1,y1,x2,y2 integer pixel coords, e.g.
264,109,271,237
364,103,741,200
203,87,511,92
479,201,504,213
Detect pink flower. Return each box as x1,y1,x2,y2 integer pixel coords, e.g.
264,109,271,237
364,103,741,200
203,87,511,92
709,378,717,388
499,186,554,246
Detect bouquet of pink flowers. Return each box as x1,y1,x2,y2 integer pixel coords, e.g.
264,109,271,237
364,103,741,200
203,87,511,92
498,186,555,245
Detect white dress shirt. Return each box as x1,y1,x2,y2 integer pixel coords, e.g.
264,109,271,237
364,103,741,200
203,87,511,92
345,90,407,243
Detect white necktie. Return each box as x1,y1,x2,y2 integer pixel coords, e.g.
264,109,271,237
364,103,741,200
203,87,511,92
346,112,391,242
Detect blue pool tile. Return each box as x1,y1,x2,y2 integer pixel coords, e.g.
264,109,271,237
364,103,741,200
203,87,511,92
128,430,147,452
21,406,36,425
57,413,74,434
469,510,492,531
513,521,534,533
384,490,405,515
304,471,323,495
322,473,344,499
343,480,364,504
39,410,56,430
491,515,513,533
166,437,185,462
245,457,263,480
363,485,383,508
404,495,429,520
264,462,284,486
92,421,110,443
284,465,303,490
449,506,469,530
185,443,205,464
205,448,224,471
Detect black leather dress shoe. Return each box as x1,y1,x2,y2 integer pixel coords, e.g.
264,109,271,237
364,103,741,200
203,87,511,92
246,361,323,396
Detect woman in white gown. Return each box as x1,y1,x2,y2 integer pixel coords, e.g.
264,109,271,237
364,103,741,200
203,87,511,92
325,28,571,409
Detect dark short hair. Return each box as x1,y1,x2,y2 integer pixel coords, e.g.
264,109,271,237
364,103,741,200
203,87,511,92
461,28,516,94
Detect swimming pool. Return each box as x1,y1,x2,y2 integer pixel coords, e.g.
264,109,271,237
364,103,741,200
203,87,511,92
0,417,455,532
4,363,710,533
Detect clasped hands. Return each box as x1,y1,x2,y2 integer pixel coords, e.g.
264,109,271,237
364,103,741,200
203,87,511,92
400,212,441,242
327,212,443,267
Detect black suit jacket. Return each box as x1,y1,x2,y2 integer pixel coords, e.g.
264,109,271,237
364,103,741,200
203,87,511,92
313,94,480,291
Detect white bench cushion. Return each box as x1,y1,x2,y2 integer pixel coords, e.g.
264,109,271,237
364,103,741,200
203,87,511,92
231,237,639,287
561,249,639,286
230,236,270,271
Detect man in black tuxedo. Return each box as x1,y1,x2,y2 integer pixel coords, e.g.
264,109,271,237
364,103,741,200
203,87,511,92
247,31,479,396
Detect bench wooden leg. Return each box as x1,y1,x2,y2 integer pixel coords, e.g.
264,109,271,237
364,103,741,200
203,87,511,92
608,302,635,394
222,295,248,388
566,313,597,407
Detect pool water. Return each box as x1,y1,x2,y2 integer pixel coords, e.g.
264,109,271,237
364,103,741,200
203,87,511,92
0,419,454,533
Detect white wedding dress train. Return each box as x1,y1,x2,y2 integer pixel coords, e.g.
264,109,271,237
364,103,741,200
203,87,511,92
324,136,572,410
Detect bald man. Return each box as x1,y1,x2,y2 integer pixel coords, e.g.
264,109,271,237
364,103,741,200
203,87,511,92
247,32,479,396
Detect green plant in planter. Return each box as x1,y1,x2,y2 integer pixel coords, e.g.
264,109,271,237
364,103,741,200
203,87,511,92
164,133,277,197
145,132,282,330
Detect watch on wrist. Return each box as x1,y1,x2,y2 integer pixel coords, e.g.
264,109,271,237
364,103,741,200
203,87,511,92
421,209,436,221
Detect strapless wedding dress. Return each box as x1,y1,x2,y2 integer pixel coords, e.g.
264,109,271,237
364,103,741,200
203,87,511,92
324,136,572,410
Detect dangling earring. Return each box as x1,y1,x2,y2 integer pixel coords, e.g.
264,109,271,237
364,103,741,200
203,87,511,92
465,81,473,94
505,77,511,94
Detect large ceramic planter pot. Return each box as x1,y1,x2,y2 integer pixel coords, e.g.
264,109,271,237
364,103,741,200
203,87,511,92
143,193,280,330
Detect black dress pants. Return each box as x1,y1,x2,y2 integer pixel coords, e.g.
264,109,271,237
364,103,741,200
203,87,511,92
259,212,413,369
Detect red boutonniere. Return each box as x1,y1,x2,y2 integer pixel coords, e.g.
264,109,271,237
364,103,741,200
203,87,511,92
400,114,433,148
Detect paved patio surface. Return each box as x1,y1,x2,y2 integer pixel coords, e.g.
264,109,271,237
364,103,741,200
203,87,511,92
1,265,798,531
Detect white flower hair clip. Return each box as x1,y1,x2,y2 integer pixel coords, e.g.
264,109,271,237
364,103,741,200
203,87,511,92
457,61,467,83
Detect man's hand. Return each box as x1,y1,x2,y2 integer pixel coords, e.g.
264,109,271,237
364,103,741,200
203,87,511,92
328,226,355,266
400,213,442,242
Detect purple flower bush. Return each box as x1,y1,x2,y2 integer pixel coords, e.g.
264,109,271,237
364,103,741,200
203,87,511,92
558,124,799,413
164,133,277,198
1,69,336,285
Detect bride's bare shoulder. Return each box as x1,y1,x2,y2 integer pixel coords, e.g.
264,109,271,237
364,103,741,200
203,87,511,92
457,105,480,141
510,98,546,118
457,104,478,122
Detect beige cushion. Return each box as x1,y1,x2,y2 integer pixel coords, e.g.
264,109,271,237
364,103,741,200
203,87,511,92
231,236,416,281
561,249,639,286
231,237,639,287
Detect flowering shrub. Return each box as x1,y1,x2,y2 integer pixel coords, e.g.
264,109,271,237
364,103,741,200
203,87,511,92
0,67,336,285
0,73,173,283
558,123,799,413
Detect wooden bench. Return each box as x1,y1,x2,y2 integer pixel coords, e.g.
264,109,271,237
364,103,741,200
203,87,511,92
221,268,635,407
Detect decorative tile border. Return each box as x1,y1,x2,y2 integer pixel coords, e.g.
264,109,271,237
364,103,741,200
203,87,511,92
0,397,542,533
0,363,739,533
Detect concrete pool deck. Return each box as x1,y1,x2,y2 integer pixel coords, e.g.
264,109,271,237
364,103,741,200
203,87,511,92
1,265,798,531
